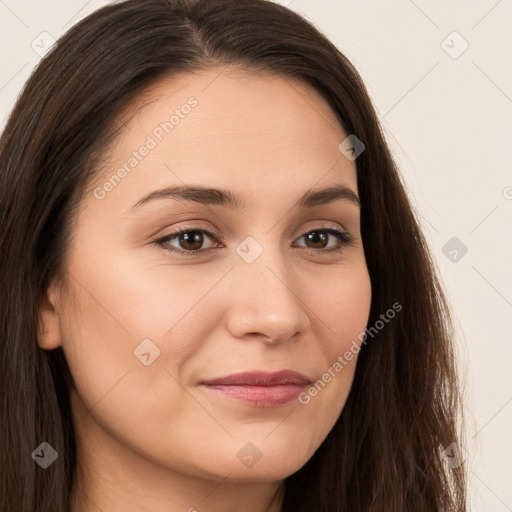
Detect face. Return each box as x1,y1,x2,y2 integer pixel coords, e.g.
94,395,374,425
39,68,372,484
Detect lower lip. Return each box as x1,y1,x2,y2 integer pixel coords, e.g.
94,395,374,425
201,384,308,406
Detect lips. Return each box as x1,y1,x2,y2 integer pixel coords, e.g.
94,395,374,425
201,370,311,386
200,370,312,406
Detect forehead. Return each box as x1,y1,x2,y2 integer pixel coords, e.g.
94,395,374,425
88,67,357,207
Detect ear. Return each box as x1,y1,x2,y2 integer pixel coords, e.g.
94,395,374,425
37,279,63,350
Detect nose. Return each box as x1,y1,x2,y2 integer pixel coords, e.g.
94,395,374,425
225,250,311,345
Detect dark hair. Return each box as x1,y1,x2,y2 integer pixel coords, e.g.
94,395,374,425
0,0,467,510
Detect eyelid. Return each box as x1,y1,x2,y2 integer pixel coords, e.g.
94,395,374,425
166,223,223,241
297,222,346,237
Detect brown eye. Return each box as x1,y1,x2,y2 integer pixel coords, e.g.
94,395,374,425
295,228,354,252
303,231,330,249
175,231,206,251
155,228,220,255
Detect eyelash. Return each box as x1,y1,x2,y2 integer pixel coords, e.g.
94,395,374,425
153,224,356,257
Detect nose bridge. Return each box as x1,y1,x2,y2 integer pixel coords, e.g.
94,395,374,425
225,236,310,342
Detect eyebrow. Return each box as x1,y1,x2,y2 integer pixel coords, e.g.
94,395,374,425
129,183,360,212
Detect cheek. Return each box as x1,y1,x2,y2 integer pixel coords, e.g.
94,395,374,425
293,261,371,426
58,251,247,452
58,250,223,414
61,245,226,354
303,260,372,357
58,256,210,464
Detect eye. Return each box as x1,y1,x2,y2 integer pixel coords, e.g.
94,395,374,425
154,227,221,255
154,224,355,256
294,226,355,253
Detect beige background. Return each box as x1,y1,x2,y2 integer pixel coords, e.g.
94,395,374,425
1,0,511,509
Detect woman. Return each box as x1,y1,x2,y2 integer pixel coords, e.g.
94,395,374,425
0,0,467,510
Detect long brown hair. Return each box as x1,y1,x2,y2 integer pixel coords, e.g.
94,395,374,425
0,0,467,510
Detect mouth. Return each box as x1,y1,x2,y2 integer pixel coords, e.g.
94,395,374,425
200,370,311,407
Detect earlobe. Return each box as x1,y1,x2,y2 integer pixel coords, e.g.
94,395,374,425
37,280,63,350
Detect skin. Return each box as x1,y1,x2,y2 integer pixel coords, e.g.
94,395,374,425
37,67,372,512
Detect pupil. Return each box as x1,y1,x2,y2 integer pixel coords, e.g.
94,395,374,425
307,231,327,249
181,231,203,251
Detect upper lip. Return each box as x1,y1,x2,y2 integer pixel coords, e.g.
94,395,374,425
201,370,311,386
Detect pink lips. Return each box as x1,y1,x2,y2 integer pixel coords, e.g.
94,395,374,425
200,370,311,407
